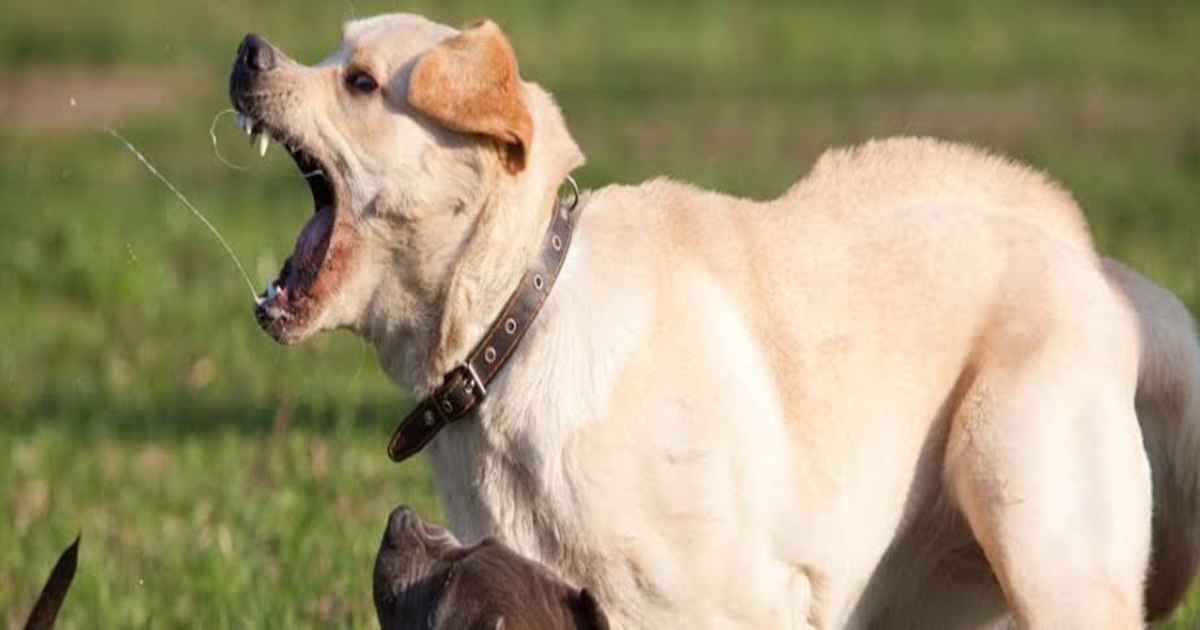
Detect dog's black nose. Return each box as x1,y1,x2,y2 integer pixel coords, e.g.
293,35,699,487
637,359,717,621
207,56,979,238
238,33,275,72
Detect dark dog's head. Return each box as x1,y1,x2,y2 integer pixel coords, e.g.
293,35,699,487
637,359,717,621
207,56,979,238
374,506,609,630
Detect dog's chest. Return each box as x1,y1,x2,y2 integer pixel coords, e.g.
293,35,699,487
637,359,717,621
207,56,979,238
425,407,675,625
421,385,806,630
426,407,585,551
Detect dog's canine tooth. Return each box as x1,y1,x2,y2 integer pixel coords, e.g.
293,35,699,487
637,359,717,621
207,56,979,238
259,133,269,157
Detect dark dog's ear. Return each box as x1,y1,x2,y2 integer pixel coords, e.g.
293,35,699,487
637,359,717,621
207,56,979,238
25,534,80,630
407,20,533,174
570,588,610,630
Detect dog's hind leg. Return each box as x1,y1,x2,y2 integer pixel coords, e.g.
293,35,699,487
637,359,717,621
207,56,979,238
944,336,1152,629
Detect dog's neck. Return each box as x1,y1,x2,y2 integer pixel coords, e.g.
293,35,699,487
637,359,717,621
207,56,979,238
376,83,585,395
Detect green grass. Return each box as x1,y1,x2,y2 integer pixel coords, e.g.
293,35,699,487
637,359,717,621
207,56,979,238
1,0,1198,627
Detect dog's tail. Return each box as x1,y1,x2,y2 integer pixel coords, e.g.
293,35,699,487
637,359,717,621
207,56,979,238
1104,258,1200,620
23,535,80,630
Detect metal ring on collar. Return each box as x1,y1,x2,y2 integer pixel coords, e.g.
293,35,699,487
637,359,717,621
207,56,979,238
560,174,581,213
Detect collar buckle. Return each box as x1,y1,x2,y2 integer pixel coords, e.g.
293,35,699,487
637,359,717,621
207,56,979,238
429,361,488,424
450,361,486,399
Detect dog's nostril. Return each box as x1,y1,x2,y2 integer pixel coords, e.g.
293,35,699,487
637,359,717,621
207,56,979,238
239,33,275,72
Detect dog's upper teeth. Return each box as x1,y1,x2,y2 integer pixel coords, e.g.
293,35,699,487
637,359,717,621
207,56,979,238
259,133,270,157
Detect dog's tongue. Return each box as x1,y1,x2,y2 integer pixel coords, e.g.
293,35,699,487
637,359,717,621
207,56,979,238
292,206,333,271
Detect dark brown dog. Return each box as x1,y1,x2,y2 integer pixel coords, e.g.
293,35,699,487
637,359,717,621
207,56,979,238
373,506,609,630
23,535,79,630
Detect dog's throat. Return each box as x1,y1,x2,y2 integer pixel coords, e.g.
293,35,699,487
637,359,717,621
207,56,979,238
387,178,584,462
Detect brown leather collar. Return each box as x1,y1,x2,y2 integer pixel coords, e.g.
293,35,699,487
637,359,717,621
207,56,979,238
388,181,583,462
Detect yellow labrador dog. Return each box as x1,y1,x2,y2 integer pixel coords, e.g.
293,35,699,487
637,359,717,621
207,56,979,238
228,14,1200,629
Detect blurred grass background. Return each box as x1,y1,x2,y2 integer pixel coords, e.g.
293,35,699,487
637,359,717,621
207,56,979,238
1,0,1198,627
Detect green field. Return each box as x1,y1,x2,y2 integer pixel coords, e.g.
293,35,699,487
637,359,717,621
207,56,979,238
2,1,1198,627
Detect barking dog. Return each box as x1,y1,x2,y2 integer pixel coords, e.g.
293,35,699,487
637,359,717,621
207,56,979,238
230,14,1200,628
374,505,609,630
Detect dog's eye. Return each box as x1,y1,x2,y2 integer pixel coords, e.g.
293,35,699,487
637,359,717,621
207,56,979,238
346,71,379,94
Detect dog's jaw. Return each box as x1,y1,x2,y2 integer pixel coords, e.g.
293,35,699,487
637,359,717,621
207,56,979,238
229,34,374,345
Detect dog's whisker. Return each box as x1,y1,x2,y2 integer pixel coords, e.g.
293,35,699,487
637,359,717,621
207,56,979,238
108,128,259,298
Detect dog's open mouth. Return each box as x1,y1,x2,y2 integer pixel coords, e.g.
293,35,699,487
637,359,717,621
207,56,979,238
236,111,340,335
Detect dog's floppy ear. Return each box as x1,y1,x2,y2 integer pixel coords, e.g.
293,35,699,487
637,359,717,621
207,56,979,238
25,535,80,630
407,20,533,174
570,588,610,630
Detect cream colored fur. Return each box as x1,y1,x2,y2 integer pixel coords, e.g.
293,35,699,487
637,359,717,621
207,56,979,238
247,14,1200,628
